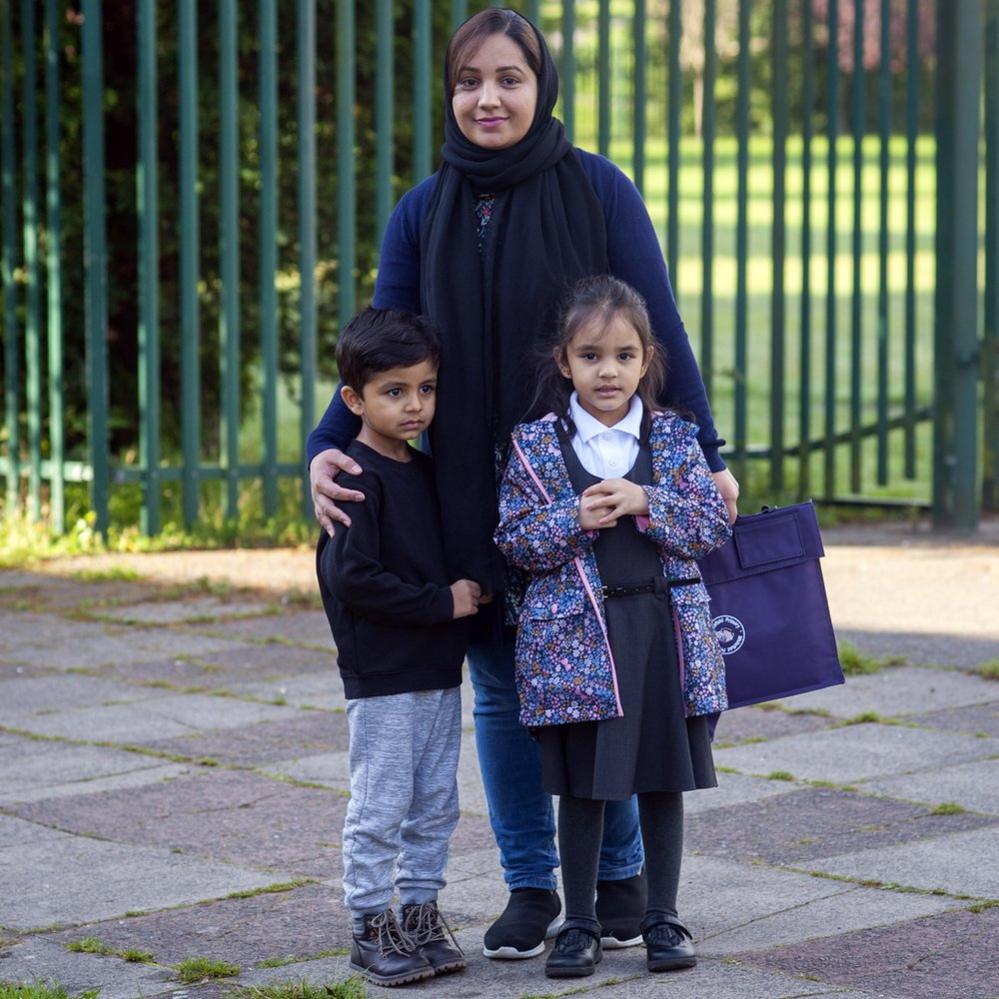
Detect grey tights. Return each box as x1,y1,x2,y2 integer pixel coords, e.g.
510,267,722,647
558,792,684,928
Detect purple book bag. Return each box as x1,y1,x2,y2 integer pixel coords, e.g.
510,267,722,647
698,501,844,709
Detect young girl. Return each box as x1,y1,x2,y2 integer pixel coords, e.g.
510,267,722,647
494,275,731,979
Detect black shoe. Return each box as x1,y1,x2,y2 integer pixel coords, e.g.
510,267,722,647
596,870,647,948
401,901,466,976
482,888,562,959
642,915,697,972
349,909,435,987
545,924,602,979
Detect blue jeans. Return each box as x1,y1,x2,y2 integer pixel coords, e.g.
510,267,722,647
467,633,645,891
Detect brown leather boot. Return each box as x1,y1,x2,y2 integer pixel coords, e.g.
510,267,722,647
349,909,435,987
401,901,466,975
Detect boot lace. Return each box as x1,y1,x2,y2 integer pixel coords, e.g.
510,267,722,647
405,902,464,954
368,909,414,957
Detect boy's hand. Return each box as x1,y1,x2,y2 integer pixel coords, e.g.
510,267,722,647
581,479,649,527
450,579,482,619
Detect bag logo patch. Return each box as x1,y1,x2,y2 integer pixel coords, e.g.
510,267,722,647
712,615,745,655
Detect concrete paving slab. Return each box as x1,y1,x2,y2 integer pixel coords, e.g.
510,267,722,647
713,723,998,783
833,626,999,669
676,854,846,943
742,904,999,999
684,772,794,816
138,712,349,767
700,882,957,956
910,701,999,737
457,732,488,818
686,787,997,864
0,673,156,716
865,758,999,815
45,882,348,970
184,610,332,648
773,666,997,719
554,961,870,998
0,937,173,999
232,673,346,712
0,836,294,929
6,694,297,743
802,825,999,898
11,769,348,879
0,814,73,848
0,737,188,803
5,626,253,671
712,704,836,745
97,598,275,625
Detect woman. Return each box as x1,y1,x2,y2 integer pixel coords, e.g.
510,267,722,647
308,8,738,960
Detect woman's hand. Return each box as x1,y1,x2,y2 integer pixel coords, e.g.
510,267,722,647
711,468,740,524
310,448,366,536
580,478,649,529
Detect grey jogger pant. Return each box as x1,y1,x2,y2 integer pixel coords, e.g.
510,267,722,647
342,686,461,916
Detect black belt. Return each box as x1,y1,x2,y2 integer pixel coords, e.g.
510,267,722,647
600,577,700,599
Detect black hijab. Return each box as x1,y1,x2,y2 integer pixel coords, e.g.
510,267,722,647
420,12,608,594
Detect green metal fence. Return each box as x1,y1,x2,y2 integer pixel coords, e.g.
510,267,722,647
0,1,994,538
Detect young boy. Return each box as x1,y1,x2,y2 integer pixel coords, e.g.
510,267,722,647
317,308,481,987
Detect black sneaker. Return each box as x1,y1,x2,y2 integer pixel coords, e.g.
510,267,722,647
642,915,697,972
595,870,647,948
401,901,466,976
482,888,562,959
544,924,602,979
349,909,435,987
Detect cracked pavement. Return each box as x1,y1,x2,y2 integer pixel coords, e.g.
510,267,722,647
0,521,997,998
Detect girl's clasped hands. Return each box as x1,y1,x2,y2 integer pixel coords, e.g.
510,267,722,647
578,478,650,530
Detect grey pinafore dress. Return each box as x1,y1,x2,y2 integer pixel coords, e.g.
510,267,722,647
537,432,717,801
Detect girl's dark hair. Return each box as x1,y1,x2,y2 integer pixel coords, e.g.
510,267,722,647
530,275,667,435
445,8,542,92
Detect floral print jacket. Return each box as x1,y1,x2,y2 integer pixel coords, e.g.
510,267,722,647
494,410,732,729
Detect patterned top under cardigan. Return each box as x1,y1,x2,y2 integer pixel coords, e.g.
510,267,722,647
494,409,732,729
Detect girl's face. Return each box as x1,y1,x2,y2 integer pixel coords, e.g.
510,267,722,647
451,33,538,151
557,312,651,428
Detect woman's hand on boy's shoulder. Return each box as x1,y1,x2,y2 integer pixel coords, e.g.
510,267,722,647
310,447,366,536
579,478,649,529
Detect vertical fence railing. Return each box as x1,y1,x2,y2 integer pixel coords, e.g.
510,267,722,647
0,0,992,539
987,1,999,513
1,0,18,518
44,0,63,534
219,0,239,524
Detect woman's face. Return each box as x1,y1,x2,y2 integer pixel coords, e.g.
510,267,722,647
451,33,538,151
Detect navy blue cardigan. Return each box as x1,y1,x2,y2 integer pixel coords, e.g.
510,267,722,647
307,148,725,472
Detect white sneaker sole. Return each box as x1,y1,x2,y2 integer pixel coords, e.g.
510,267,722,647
482,914,565,960
600,933,643,949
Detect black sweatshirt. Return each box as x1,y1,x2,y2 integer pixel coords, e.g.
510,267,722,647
316,440,468,699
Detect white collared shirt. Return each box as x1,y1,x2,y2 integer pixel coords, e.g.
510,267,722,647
567,391,643,479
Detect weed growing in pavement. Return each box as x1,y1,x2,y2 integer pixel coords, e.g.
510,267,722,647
65,938,112,956
224,880,314,901
70,567,142,583
838,643,907,676
231,978,367,998
766,771,796,781
175,956,241,983
842,711,886,725
0,984,99,999
968,899,999,913
930,802,967,815
977,659,999,681
257,949,350,969
118,948,155,963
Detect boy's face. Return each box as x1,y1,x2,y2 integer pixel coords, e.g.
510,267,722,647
341,359,438,459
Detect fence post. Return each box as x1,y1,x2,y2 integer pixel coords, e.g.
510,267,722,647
933,2,982,530
985,0,999,512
